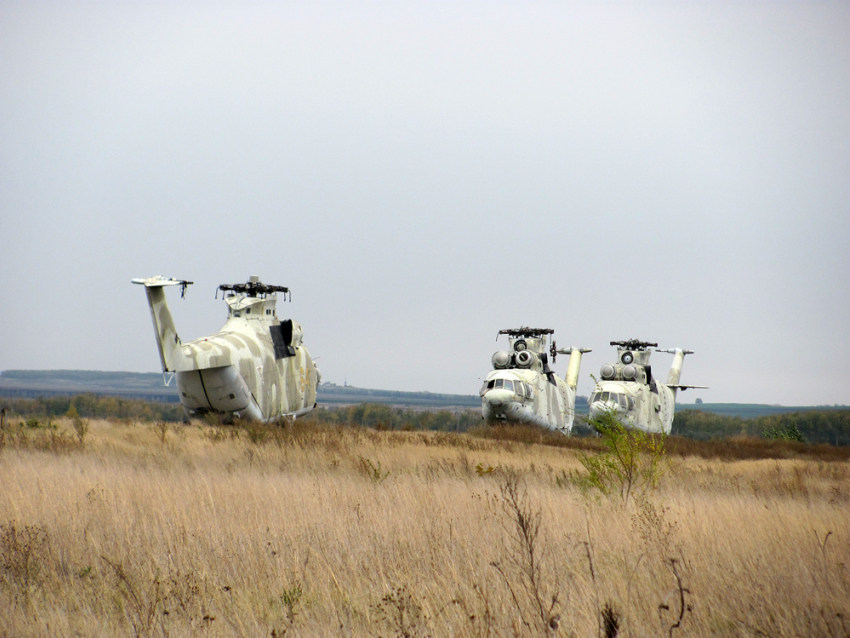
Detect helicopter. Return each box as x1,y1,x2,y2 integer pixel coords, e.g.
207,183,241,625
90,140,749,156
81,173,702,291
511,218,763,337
132,275,320,422
480,327,590,434
587,339,706,434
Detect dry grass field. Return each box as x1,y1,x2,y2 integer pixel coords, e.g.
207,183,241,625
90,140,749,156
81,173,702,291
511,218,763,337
1,418,848,637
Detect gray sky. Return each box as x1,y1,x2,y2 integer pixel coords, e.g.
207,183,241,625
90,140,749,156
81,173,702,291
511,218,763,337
1,1,848,406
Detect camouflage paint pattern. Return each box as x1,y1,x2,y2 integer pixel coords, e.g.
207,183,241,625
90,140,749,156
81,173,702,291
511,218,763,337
133,276,319,422
588,345,698,435
480,333,588,435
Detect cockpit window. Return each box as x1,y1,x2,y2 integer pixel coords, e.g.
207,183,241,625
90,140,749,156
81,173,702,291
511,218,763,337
493,378,516,393
515,382,525,398
592,391,626,406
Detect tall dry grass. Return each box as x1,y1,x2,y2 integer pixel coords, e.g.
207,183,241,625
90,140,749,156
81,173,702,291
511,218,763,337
0,418,848,637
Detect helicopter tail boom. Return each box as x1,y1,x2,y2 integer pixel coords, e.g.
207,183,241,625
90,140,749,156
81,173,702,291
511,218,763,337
564,347,592,389
132,277,192,373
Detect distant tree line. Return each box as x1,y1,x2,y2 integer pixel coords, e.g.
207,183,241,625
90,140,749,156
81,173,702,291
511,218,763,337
0,396,478,430
311,403,482,431
317,384,481,407
671,409,850,445
2,394,849,445
0,394,184,422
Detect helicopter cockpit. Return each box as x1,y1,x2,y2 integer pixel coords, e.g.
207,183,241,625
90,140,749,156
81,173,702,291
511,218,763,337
479,376,534,399
588,390,635,411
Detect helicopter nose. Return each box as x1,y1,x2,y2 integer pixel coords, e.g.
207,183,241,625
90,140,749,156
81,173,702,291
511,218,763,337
589,401,619,420
484,389,513,412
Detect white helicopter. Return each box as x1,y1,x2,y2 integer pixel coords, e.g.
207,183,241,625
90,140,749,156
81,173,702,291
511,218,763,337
588,339,706,434
132,275,320,422
480,327,590,434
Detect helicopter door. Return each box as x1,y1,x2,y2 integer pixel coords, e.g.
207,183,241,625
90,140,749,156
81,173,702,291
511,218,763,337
270,320,296,359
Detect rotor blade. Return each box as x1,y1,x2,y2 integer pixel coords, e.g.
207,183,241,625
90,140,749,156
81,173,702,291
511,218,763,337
131,276,193,288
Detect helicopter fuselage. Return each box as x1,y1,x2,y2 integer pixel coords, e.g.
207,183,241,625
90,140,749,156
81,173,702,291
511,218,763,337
480,331,587,434
588,343,691,435
134,276,319,422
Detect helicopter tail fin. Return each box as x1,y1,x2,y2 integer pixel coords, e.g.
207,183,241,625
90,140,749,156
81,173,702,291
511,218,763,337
565,347,592,390
132,277,193,372
657,348,693,387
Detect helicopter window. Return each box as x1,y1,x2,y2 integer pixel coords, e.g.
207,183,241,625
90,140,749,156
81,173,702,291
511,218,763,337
233,312,241,317
525,383,534,397
515,382,525,398
618,394,628,409
246,308,251,314
480,381,493,396
628,396,635,410
492,379,515,392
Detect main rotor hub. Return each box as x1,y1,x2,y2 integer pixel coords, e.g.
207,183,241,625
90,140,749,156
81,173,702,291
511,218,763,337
498,327,554,339
217,276,290,300
609,339,657,351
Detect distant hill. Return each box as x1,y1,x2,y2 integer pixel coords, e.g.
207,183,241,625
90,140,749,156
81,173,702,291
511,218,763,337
0,369,178,402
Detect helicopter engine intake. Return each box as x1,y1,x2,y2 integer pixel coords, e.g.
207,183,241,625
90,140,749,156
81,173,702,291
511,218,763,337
515,350,535,368
492,351,511,369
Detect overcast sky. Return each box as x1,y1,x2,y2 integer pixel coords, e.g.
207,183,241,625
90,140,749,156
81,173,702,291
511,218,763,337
1,1,848,406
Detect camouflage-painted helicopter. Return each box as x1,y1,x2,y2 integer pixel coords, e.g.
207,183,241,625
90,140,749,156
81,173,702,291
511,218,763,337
588,339,706,434
132,275,320,422
480,327,590,434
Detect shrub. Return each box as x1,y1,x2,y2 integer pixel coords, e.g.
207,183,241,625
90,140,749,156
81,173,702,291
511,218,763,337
764,423,807,443
66,404,89,446
357,456,390,483
573,410,666,504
